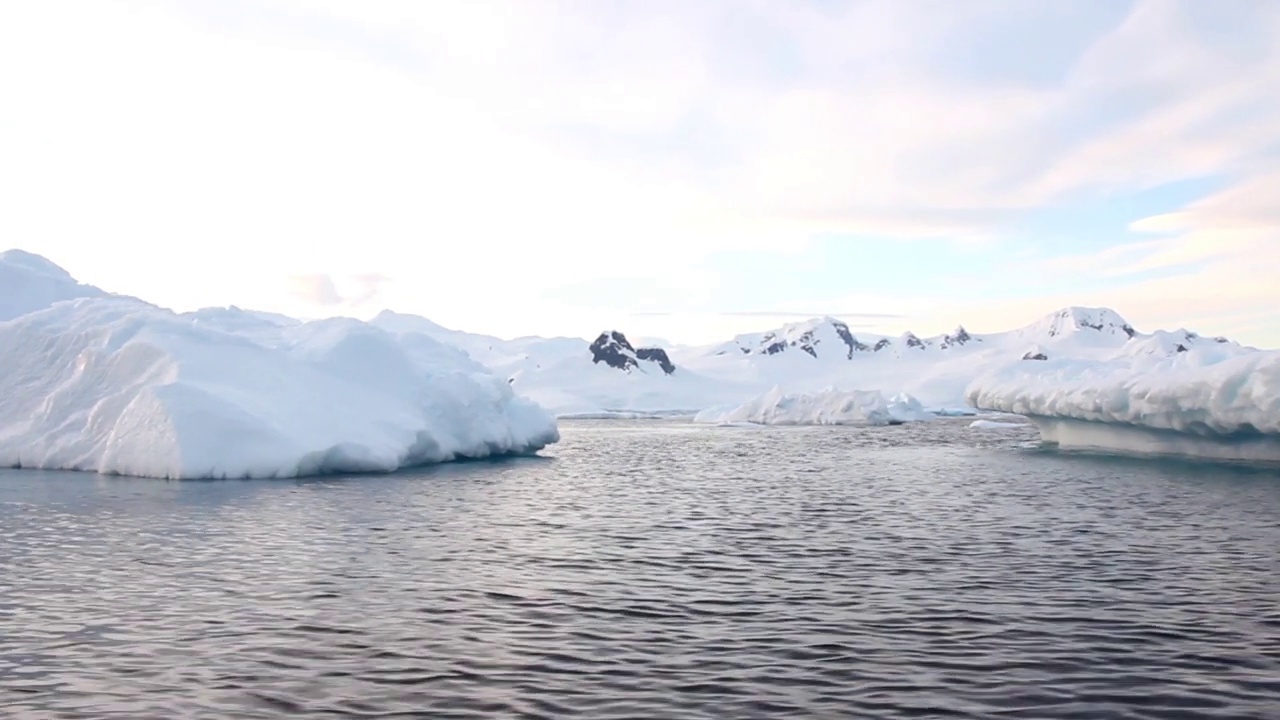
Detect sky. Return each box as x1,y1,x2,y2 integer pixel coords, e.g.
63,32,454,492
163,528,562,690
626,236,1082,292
2,0,1279,348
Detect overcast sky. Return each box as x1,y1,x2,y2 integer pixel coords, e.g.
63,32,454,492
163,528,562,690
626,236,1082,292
3,0,1278,347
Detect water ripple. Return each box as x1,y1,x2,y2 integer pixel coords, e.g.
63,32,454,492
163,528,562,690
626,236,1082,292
2,418,1279,718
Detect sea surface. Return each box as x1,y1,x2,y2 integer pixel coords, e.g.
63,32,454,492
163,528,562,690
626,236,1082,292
2,419,1280,719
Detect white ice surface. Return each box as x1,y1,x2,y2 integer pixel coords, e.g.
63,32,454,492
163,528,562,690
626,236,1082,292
966,343,1280,460
692,387,929,426
966,345,1280,436
372,307,1197,416
0,296,558,479
0,249,106,321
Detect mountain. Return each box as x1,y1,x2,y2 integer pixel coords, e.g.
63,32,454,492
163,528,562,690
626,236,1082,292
589,331,675,375
1,248,1251,419
377,304,1244,416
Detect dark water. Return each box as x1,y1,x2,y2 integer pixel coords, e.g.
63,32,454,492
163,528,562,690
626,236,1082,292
3,419,1280,719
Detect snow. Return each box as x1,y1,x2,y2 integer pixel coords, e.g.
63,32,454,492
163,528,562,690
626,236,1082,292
671,311,1136,412
0,249,106,321
0,258,558,479
367,303,1273,427
966,343,1280,461
9,246,1279,467
692,387,930,426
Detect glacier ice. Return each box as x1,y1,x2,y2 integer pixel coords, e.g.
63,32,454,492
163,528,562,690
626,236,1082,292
0,296,559,479
692,387,930,426
0,249,106,322
965,343,1280,462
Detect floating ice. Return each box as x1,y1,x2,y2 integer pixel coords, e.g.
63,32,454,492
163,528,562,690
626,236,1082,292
0,249,106,322
0,297,559,479
966,344,1280,462
692,387,929,426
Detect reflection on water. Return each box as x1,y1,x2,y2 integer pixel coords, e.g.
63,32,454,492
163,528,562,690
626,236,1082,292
2,419,1279,719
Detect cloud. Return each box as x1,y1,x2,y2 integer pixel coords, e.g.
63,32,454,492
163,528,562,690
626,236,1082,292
286,272,392,307
286,274,343,306
1,0,1278,344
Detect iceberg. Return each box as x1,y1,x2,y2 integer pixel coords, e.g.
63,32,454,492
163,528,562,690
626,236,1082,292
0,296,559,479
692,387,930,426
965,343,1280,462
0,249,105,322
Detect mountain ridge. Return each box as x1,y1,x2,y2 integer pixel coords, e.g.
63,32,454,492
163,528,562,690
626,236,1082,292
1,249,1257,416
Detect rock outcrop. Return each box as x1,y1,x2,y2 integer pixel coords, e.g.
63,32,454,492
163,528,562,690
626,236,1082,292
589,331,676,375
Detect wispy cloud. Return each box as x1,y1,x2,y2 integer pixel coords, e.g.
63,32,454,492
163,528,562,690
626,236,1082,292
287,272,391,308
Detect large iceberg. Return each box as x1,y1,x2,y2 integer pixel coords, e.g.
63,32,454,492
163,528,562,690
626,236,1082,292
693,387,930,426
0,294,559,479
966,340,1280,462
0,249,106,322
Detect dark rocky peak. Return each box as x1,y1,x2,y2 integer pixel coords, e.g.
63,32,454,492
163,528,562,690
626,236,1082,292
795,330,819,358
756,328,820,358
901,332,925,350
761,331,788,356
1023,350,1049,361
635,347,676,374
939,325,974,350
830,319,869,358
873,338,891,352
589,331,676,375
590,331,638,372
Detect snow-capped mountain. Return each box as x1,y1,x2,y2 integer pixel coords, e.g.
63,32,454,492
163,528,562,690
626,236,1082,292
0,247,1257,420
589,331,676,375
369,304,1248,417
707,315,980,359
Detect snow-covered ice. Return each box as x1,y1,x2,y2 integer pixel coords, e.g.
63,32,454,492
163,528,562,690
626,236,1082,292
966,342,1280,461
365,304,1280,461
0,249,106,322
8,246,1279,467
368,307,1194,417
692,387,930,426
0,257,558,479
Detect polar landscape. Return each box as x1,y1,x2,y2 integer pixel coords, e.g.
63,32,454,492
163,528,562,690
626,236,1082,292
3,247,1279,474
0,250,558,479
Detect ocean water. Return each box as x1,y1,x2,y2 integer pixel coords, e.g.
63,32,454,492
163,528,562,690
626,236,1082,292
2,419,1279,719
